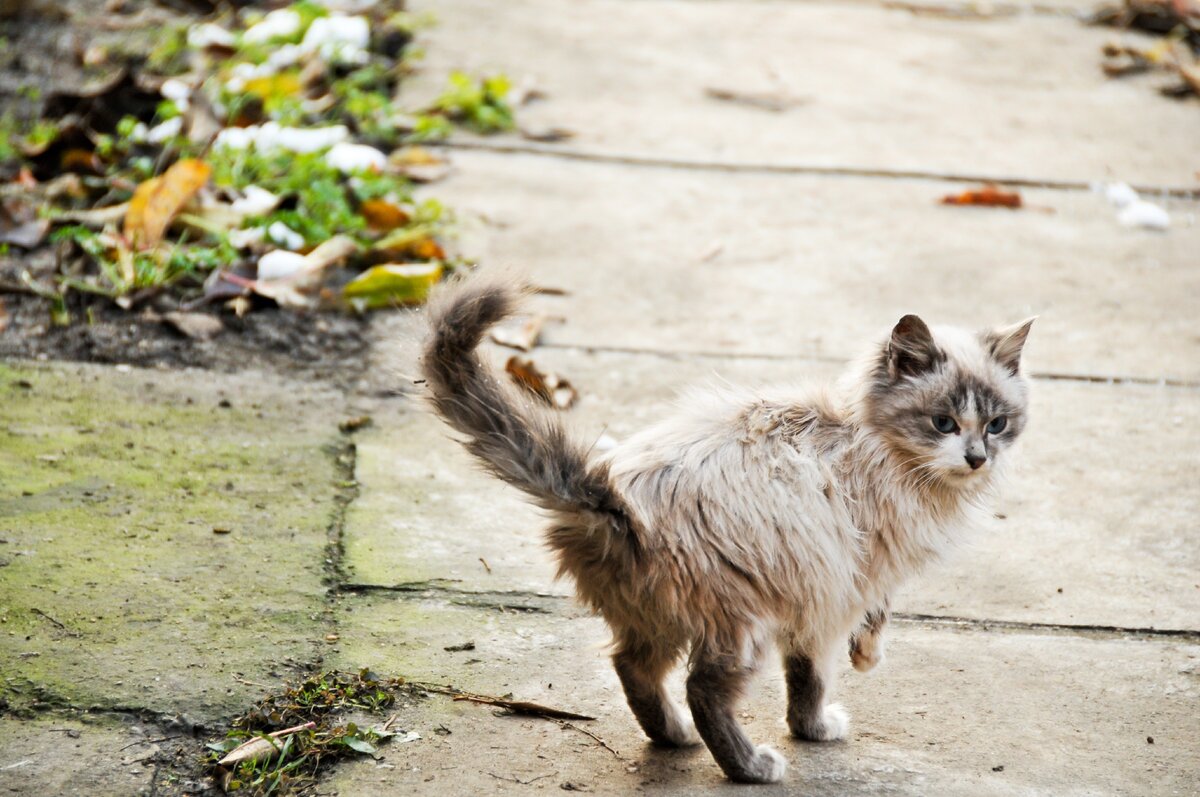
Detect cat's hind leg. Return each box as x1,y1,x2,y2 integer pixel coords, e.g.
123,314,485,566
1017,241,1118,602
784,644,850,742
612,636,699,747
686,648,787,783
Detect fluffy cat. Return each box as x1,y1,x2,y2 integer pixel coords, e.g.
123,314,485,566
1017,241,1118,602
420,274,1033,784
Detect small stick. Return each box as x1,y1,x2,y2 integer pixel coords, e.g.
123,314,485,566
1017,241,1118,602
411,682,595,721
31,608,78,636
555,720,622,759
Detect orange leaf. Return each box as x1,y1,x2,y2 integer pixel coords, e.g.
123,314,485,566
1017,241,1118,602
123,159,212,249
940,184,1022,209
360,199,411,231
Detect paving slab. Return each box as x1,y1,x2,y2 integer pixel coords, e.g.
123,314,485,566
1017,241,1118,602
417,150,1200,381
408,0,1199,186
326,595,1200,796
0,714,162,796
349,342,1200,630
0,363,345,725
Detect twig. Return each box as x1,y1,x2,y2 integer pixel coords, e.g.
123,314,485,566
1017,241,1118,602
555,720,622,759
487,772,552,785
411,682,595,720
31,607,78,636
478,557,492,574
232,674,266,688
118,735,182,751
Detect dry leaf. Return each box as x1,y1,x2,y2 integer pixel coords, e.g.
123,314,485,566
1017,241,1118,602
491,314,546,351
342,262,442,310
505,356,577,409
124,158,212,249
519,126,576,143
940,184,1023,209
218,722,315,768
360,199,411,231
389,147,452,183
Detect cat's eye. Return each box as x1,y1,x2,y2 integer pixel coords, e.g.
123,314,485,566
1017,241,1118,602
932,415,958,434
987,416,1008,435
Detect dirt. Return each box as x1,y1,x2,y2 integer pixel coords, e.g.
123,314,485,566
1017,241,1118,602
0,0,404,385
0,272,375,384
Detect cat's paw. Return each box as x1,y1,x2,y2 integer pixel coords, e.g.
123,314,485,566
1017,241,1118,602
790,703,850,742
851,634,885,672
660,706,702,747
731,745,787,784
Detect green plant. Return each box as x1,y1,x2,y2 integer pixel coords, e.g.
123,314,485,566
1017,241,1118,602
429,71,515,134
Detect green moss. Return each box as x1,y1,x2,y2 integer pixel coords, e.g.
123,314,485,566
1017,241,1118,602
0,364,341,721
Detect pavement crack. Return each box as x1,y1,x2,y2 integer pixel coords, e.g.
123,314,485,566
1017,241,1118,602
538,341,1200,390
338,581,568,615
894,612,1200,642
433,139,1200,199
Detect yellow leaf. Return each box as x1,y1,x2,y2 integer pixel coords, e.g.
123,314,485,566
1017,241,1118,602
123,159,211,250
342,263,442,309
243,73,303,102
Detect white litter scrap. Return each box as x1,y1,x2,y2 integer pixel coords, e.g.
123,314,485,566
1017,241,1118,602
160,79,192,112
242,8,302,44
325,142,387,174
267,221,306,251
1096,181,1170,231
302,15,370,64
145,117,183,144
188,22,235,49
1118,200,1171,231
214,123,350,154
256,250,308,281
231,186,282,217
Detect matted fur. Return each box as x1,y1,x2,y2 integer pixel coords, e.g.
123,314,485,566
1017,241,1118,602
420,274,1034,784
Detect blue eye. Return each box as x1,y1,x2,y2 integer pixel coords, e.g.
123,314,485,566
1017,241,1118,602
932,415,958,434
987,416,1008,434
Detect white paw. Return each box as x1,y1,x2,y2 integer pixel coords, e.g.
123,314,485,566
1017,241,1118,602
751,745,788,783
663,706,702,746
817,703,850,741
851,636,885,672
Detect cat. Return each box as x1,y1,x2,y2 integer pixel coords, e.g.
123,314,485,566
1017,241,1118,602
420,273,1034,784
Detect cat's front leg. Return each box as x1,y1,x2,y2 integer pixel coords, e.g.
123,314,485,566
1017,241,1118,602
849,603,890,673
783,646,849,742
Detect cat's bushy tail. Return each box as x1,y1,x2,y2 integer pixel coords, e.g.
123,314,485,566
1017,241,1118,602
421,273,635,536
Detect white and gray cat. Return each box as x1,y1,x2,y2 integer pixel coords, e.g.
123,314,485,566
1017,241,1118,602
421,274,1033,784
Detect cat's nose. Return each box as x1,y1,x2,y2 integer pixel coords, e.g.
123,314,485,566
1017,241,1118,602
965,453,987,470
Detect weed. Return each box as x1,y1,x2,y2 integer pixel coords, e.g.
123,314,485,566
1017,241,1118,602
147,25,191,75
427,71,515,135
206,669,413,795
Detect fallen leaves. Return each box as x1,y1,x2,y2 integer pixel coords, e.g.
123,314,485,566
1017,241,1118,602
343,262,442,310
123,158,212,249
940,184,1023,209
506,356,577,409
1092,0,1200,97
491,313,546,351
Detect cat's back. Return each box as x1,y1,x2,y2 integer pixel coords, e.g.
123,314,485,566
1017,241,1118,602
604,384,860,582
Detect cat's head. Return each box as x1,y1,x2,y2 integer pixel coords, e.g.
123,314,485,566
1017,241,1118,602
859,315,1035,488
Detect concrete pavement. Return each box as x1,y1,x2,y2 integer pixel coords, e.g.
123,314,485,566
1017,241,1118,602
2,0,1198,794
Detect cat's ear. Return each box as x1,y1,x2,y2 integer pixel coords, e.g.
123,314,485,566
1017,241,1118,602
887,314,940,380
985,317,1036,375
